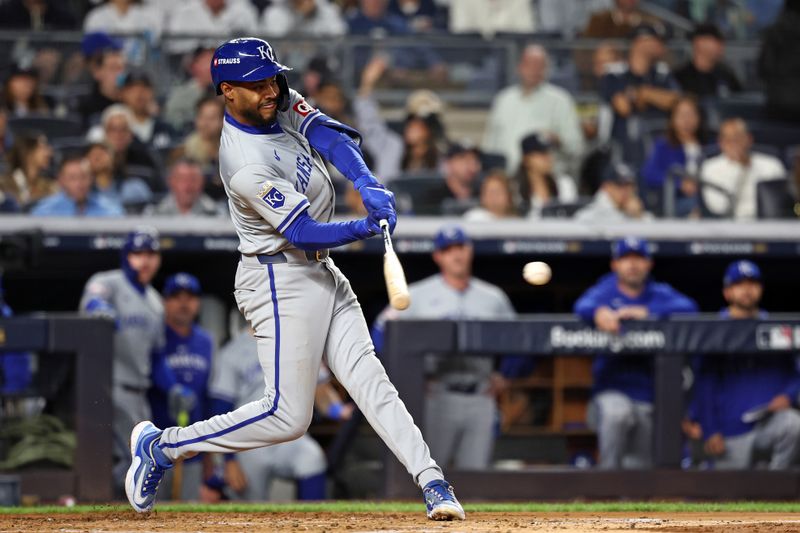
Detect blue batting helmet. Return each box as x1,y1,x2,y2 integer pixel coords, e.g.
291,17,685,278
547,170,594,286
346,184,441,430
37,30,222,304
211,37,292,111
123,227,160,254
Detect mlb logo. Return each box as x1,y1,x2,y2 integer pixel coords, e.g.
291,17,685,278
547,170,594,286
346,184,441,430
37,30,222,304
756,325,793,350
259,183,285,209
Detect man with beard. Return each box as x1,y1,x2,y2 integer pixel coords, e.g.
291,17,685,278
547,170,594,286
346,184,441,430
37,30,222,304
574,237,697,469
687,261,800,469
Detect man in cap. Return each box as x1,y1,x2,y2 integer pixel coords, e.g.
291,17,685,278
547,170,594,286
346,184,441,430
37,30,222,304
688,260,800,469
372,225,516,470
149,273,214,500
119,71,176,150
574,163,651,222
574,237,697,468
79,227,164,491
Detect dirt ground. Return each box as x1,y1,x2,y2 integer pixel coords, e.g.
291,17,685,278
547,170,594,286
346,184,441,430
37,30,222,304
2,512,800,533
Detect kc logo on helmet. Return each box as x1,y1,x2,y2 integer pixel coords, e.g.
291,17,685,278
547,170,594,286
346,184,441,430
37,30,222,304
258,182,285,209
258,44,275,62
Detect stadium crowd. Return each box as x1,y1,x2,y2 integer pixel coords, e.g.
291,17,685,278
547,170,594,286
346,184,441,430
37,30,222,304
2,0,800,502
0,0,798,221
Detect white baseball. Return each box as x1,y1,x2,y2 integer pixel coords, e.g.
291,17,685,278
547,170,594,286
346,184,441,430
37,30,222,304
523,261,551,286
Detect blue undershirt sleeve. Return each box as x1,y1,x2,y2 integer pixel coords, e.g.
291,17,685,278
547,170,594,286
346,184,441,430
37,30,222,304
305,121,378,190
283,210,373,251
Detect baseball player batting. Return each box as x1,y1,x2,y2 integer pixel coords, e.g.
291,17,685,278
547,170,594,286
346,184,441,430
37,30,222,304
125,37,464,520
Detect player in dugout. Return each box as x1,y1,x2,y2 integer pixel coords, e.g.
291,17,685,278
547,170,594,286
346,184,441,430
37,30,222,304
573,236,698,469
149,273,214,500
686,260,800,469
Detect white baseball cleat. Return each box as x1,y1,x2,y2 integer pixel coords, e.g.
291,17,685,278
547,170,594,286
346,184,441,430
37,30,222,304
125,421,171,513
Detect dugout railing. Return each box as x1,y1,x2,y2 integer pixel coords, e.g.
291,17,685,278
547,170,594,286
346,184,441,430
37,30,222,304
382,316,800,500
0,315,113,502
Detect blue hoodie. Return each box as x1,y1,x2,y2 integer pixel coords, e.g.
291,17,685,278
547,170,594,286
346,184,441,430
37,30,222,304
574,273,698,403
690,309,800,438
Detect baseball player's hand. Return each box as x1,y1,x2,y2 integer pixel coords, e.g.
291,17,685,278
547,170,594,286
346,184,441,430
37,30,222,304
594,306,620,333
359,183,396,217
704,433,725,456
168,384,197,422
224,459,248,493
768,394,791,412
364,206,397,235
617,306,649,320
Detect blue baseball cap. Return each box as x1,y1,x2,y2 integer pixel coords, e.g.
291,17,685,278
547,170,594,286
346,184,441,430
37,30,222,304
612,236,651,259
81,32,122,58
163,273,202,298
723,260,761,287
434,225,470,251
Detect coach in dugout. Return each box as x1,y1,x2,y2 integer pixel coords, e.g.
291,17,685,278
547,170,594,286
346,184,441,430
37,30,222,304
687,260,800,469
574,237,697,469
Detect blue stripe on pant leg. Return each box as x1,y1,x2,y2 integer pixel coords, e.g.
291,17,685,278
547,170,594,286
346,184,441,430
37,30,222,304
161,264,281,449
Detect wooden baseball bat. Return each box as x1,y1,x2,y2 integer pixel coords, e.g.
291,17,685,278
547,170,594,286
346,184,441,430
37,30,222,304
380,220,410,310
170,410,189,501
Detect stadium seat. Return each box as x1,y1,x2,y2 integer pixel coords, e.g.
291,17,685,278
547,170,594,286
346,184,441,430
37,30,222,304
480,152,506,171
387,174,445,215
757,179,798,219
8,115,83,141
541,199,591,218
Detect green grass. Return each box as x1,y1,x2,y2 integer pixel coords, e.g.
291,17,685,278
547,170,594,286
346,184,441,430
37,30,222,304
2,501,800,515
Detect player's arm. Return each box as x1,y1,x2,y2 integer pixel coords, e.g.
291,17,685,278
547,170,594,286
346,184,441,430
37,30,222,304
79,276,117,320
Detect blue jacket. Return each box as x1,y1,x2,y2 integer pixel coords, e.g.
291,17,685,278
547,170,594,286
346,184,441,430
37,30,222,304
574,273,698,402
642,138,687,189
30,191,125,217
149,324,214,430
690,309,800,438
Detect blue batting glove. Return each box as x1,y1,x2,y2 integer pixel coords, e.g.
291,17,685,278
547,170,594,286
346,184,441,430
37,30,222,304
359,184,396,216
366,206,397,234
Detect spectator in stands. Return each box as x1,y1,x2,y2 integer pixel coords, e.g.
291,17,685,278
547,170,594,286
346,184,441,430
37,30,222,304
675,24,741,100
448,0,536,38
144,158,221,216
260,0,347,38
178,96,223,198
0,108,11,158
31,155,124,217
1,64,49,117
599,24,679,161
401,114,443,174
95,104,163,193
86,141,153,211
574,236,698,469
515,133,578,219
538,0,614,38
312,58,403,181
688,260,800,470
163,48,216,132
388,0,442,33
0,132,55,210
166,0,258,54
642,96,706,217
700,118,786,220
415,142,481,215
83,0,163,39
483,45,585,177
582,0,664,39
347,0,407,36
119,72,175,150
372,225,516,470
0,0,77,30
77,45,126,127
574,163,651,222
759,0,800,122
463,170,518,221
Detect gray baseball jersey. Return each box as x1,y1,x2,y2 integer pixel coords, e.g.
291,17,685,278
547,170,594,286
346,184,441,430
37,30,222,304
219,89,335,256
79,269,164,388
375,274,516,389
157,89,444,490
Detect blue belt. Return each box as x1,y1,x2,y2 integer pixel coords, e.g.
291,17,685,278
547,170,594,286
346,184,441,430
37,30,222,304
250,249,329,264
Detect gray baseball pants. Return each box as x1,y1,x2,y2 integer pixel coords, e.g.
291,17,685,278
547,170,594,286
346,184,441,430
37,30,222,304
158,255,443,488
425,390,495,469
713,409,800,470
587,390,653,469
